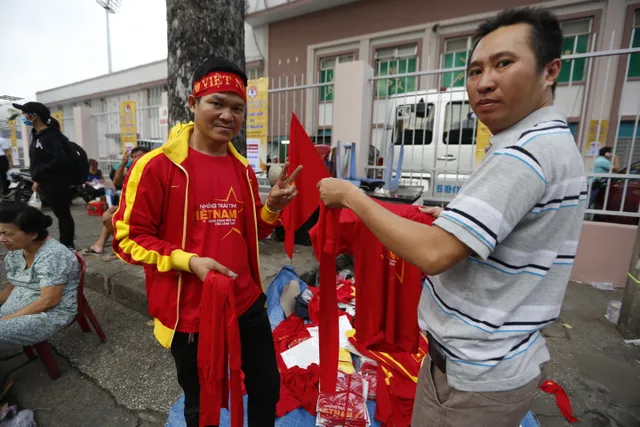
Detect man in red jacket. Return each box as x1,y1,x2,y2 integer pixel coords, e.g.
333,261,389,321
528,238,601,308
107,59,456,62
112,57,301,427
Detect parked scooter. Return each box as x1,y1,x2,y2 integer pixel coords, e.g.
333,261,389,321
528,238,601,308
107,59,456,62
1,169,84,206
3,169,34,205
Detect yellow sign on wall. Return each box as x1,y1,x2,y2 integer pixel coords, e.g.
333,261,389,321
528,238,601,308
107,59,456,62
246,78,269,171
8,120,18,165
585,119,608,156
52,111,64,133
119,101,138,152
475,120,492,166
8,120,17,147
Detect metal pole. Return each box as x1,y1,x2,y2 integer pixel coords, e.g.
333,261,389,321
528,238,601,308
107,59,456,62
106,8,113,73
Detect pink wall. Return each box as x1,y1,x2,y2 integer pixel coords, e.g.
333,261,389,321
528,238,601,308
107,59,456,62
268,0,548,81
572,221,637,287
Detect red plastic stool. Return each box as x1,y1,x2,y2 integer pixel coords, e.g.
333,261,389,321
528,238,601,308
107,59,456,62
23,253,107,379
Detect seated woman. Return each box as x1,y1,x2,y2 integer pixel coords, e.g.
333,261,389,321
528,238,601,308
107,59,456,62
0,206,81,348
83,146,150,257
79,159,106,203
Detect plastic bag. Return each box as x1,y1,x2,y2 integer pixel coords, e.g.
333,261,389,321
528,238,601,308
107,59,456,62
316,372,370,426
27,192,42,210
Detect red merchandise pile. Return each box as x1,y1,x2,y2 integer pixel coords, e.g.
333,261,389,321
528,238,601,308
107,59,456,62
359,361,378,401
316,372,371,427
276,364,321,417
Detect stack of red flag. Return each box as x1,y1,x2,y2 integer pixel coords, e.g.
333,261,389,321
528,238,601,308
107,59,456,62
316,372,371,427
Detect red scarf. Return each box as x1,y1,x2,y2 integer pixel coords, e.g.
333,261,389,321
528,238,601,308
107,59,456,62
317,205,341,392
197,272,243,427
539,380,579,423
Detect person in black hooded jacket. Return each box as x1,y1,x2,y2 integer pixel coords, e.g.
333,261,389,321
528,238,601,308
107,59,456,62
13,102,75,249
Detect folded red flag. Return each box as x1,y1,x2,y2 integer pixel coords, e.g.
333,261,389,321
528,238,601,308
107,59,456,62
197,272,243,427
539,380,579,423
281,113,330,259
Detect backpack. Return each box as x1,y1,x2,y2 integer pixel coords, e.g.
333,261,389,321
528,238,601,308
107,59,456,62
61,139,90,185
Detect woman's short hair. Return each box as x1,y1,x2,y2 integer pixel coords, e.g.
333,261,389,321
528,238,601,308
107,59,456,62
0,205,53,241
599,147,612,157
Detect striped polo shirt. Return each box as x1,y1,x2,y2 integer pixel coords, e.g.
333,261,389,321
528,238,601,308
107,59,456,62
420,106,587,392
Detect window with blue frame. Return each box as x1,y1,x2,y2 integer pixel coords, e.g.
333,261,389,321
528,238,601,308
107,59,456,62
618,121,640,139
559,19,592,83
628,9,640,79
614,121,640,170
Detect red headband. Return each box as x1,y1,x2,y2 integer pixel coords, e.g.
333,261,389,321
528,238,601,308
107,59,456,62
193,72,246,103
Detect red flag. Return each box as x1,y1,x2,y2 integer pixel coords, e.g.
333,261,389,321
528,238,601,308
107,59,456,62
281,113,330,259
539,380,579,423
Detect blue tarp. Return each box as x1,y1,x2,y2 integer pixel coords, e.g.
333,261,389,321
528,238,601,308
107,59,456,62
166,394,381,427
266,265,309,330
166,266,538,427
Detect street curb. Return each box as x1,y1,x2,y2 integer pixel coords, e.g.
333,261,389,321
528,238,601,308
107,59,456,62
83,264,149,317
82,255,326,317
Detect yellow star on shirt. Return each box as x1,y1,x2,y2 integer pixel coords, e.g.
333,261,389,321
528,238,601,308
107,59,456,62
216,187,244,240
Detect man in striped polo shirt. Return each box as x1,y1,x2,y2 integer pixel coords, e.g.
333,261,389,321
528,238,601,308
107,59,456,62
318,7,587,426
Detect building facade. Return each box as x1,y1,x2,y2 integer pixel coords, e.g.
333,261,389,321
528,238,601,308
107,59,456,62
26,0,640,287
36,0,639,153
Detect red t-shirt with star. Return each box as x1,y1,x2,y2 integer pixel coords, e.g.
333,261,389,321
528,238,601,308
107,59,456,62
176,148,262,332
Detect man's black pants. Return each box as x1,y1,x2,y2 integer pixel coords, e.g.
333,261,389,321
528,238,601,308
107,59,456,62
170,294,280,427
40,182,75,248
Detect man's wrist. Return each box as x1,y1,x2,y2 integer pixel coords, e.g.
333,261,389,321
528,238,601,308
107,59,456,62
265,201,282,213
343,184,363,210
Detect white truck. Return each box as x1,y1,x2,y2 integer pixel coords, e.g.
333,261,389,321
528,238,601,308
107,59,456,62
370,88,481,204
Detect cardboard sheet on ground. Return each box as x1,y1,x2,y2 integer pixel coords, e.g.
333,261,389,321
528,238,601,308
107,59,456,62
282,315,354,370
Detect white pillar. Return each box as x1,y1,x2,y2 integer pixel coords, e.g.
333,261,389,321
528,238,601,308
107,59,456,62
20,123,31,168
332,60,374,178
73,106,97,160
584,0,626,150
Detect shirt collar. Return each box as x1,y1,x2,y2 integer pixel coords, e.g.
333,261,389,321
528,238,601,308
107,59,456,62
488,106,567,150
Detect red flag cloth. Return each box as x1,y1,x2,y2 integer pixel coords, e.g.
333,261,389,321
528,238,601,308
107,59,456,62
309,200,433,355
316,372,369,426
276,364,321,417
336,280,356,304
281,113,330,259
272,315,312,355
317,204,341,393
197,272,243,427
539,380,579,423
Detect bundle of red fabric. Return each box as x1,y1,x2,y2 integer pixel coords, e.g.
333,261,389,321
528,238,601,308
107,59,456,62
309,202,433,392
276,364,321,417
336,280,356,304
349,333,428,426
197,272,243,427
375,366,416,427
272,315,311,353
272,315,312,371
359,361,378,401
316,372,370,427
539,380,579,423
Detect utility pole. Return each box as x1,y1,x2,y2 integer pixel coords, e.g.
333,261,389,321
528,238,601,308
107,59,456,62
96,0,122,73
618,225,640,339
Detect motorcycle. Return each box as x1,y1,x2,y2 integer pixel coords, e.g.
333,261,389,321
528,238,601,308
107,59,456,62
3,169,34,205
2,169,84,206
